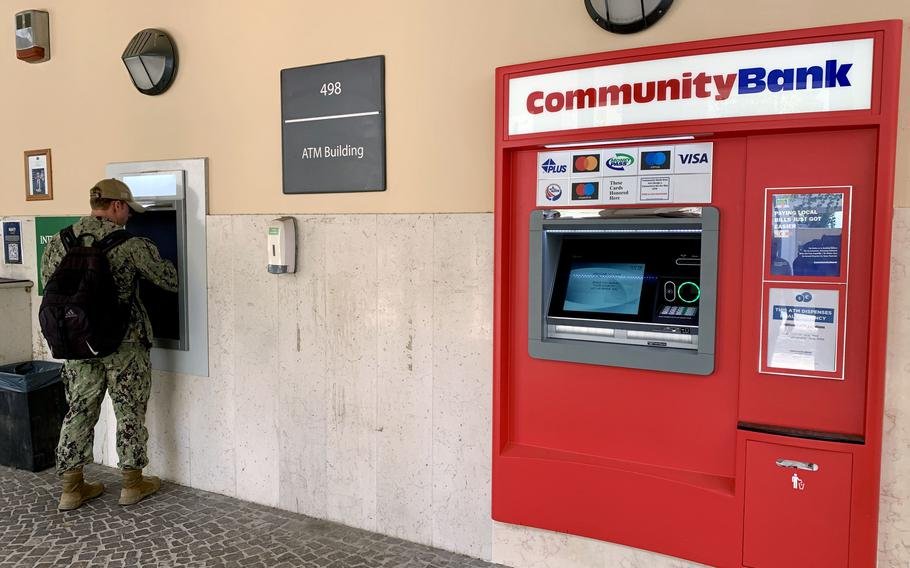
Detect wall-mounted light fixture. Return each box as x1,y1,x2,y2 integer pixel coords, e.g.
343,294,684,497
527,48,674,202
121,29,178,95
584,0,674,34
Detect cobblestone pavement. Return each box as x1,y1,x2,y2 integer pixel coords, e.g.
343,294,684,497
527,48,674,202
0,464,505,568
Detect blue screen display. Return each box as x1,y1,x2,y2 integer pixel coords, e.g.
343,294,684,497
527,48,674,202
563,262,645,315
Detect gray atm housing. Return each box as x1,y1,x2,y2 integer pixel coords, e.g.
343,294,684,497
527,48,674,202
529,207,719,375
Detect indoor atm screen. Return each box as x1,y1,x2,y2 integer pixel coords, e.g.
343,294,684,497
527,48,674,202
562,262,646,315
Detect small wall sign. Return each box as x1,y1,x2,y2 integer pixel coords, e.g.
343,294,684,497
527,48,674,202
3,221,23,264
24,148,53,201
280,55,386,194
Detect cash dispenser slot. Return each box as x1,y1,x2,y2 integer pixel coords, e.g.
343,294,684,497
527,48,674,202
122,171,188,351
528,207,719,374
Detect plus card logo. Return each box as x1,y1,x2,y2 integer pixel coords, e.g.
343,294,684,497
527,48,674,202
541,158,567,174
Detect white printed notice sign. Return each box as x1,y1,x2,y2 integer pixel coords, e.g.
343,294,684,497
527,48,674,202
765,288,840,376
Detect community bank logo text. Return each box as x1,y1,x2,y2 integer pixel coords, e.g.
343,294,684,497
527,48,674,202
526,59,854,114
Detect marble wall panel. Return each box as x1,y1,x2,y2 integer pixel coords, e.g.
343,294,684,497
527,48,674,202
277,215,329,519
190,215,237,496
375,215,435,545
322,215,379,531
880,208,910,567
230,215,280,507
145,370,193,482
432,214,494,558
493,522,707,568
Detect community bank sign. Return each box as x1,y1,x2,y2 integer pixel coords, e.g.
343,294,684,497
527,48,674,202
508,38,873,136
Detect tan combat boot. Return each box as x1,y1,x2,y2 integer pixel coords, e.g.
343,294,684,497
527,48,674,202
119,468,160,505
58,467,105,511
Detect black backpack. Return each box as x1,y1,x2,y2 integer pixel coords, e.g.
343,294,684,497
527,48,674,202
39,226,133,360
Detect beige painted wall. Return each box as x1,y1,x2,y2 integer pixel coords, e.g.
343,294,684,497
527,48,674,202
0,1,908,216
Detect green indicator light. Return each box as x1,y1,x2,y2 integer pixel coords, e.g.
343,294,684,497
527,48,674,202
679,281,701,303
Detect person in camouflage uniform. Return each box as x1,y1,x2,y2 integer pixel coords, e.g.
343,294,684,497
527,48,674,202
41,178,178,511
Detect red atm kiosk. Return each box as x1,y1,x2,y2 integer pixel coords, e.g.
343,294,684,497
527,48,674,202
493,21,902,568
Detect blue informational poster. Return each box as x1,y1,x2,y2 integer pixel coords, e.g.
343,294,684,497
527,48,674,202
770,192,844,277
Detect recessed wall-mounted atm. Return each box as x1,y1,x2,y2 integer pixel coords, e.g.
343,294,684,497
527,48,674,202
107,158,209,377
493,21,901,568
121,171,188,350
529,207,717,374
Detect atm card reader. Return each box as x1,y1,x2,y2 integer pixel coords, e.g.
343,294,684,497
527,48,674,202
529,207,718,375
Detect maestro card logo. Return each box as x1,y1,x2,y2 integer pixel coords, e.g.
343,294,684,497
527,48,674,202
572,181,599,201
605,152,635,172
641,150,671,170
544,183,563,202
541,158,567,174
572,153,600,173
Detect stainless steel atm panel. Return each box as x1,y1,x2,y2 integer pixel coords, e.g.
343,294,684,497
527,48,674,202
529,207,719,375
107,158,208,378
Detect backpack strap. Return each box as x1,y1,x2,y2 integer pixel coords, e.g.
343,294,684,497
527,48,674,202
95,230,133,253
59,226,79,252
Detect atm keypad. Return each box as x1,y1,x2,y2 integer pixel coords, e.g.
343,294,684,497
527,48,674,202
659,305,697,318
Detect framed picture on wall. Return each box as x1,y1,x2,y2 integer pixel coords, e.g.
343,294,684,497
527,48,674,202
24,148,53,201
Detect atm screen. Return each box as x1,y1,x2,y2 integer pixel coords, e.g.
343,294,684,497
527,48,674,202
548,235,700,325
563,262,645,315
126,211,180,343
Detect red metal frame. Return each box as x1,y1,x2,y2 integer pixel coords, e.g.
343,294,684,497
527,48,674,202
493,20,902,568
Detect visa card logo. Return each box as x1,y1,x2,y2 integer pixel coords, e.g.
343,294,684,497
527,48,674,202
679,152,708,164
541,158,567,174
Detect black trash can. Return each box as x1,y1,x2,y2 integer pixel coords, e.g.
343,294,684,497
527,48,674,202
0,361,67,472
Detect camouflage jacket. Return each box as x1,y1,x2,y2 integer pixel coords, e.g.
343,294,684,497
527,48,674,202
41,216,178,348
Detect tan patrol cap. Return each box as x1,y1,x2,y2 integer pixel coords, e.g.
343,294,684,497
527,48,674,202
90,178,145,213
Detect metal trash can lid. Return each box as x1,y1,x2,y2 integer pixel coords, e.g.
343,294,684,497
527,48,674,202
0,361,64,393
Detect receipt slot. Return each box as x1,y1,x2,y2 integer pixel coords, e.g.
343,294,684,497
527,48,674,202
529,207,717,374
107,158,209,377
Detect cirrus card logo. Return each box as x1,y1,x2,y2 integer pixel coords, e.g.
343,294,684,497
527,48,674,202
572,153,600,174
641,150,671,170
544,183,563,202
571,181,599,201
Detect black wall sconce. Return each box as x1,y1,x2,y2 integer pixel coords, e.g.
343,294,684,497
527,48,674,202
122,29,178,95
584,0,674,34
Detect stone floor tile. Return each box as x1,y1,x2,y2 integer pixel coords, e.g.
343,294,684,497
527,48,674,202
0,464,506,568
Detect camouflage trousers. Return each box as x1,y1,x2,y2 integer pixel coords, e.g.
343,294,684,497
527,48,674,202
55,343,152,475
